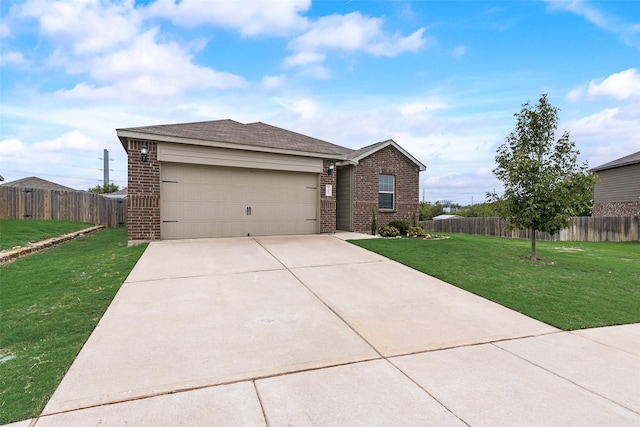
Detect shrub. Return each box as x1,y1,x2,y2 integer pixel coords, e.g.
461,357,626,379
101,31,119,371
380,225,400,237
408,226,425,237
371,208,377,236
388,221,409,236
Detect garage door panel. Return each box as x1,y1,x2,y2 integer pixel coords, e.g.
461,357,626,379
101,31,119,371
161,163,318,239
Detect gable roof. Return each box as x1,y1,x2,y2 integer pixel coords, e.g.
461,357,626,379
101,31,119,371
592,151,640,172
117,119,352,158
1,176,80,192
345,139,427,171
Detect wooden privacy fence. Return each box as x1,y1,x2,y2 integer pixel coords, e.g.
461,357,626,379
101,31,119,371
0,186,127,228
420,216,639,242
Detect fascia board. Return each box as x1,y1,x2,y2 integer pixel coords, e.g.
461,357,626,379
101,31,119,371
116,130,348,160
350,140,427,171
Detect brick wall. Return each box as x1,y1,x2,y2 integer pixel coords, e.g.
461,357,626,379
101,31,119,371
320,159,337,233
352,145,420,233
592,202,640,217
127,139,161,242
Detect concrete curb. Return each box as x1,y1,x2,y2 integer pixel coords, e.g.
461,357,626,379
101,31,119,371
0,225,105,265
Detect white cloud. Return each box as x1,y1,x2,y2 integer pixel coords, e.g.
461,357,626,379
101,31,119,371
0,51,27,66
0,131,101,167
566,85,585,102
545,0,640,49
18,0,246,100
89,29,247,90
567,69,640,102
33,130,101,151
564,106,640,167
0,23,10,38
587,69,640,100
275,97,319,119
261,75,285,90
284,51,326,68
289,12,427,58
21,0,141,54
47,26,247,99
146,0,310,37
0,138,27,156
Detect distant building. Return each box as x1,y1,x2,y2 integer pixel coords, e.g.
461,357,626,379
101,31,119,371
0,176,81,192
101,188,128,199
591,151,640,217
433,214,463,220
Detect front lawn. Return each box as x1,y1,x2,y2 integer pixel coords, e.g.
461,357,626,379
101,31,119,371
351,234,639,331
0,220,94,251
0,228,147,424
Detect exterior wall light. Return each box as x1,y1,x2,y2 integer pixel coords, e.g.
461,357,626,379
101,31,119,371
328,161,335,175
140,143,148,162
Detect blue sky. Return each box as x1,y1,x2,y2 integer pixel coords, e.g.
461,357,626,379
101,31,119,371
1,0,638,205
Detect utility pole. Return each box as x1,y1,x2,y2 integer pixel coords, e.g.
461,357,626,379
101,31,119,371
99,149,113,186
103,149,109,186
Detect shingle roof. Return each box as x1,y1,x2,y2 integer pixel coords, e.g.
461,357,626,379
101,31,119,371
346,140,390,161
118,119,352,157
592,151,640,172
0,177,80,192
345,139,427,171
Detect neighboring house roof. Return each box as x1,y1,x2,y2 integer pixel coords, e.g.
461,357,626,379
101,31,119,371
592,151,640,172
117,119,352,158
345,139,427,171
433,214,463,220
101,188,128,198
1,176,80,192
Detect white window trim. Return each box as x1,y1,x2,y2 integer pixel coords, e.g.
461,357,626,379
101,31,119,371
379,174,395,210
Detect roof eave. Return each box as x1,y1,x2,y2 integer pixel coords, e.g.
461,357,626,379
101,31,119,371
349,139,426,171
116,129,349,160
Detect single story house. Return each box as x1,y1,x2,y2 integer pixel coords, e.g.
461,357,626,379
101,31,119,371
591,150,640,217
1,176,80,192
117,119,426,243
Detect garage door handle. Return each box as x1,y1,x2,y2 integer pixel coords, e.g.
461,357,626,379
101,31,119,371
247,206,252,216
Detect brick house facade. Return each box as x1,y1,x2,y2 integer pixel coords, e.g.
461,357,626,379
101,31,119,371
351,145,421,233
337,140,424,234
118,120,425,242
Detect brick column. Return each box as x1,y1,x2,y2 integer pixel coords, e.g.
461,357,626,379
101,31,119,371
127,139,161,243
320,159,337,233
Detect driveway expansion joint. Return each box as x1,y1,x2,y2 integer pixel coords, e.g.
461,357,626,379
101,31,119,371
491,339,640,416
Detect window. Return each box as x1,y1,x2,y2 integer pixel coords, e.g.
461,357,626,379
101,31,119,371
379,175,394,210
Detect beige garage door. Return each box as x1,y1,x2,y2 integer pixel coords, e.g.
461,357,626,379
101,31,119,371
161,163,319,239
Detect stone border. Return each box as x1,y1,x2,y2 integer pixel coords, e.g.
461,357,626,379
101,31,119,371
0,225,105,265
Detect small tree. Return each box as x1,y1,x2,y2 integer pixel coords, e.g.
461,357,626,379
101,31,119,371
418,201,444,221
88,183,119,194
488,94,597,260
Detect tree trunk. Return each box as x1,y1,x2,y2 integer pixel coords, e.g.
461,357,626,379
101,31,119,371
530,228,537,260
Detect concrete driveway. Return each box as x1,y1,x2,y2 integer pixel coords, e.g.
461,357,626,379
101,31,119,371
32,234,640,426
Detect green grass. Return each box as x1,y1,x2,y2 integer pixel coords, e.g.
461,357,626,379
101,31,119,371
0,228,147,424
0,220,94,251
351,234,640,331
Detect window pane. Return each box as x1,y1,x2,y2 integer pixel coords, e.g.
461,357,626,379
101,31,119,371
379,193,393,209
379,175,394,192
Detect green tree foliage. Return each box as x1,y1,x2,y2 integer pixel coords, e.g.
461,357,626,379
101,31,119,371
488,94,597,260
457,201,505,218
418,202,444,221
88,183,119,194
